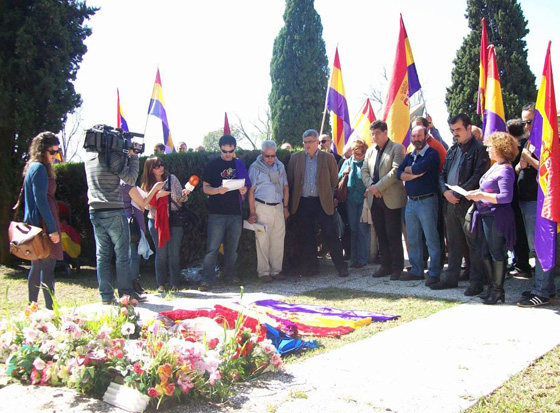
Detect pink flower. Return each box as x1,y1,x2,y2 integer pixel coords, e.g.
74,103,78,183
133,363,145,375
147,387,160,398
131,299,138,306
30,368,41,385
33,357,46,371
271,353,282,369
177,374,194,393
120,307,128,316
62,321,82,339
97,323,113,340
262,342,276,355
208,370,222,386
119,295,130,306
163,382,175,397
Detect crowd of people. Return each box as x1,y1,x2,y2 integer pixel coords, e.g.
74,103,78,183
20,102,558,309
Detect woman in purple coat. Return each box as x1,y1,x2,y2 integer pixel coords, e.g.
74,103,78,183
466,132,519,305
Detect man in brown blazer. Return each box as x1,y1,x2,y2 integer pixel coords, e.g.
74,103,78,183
362,120,407,280
287,129,348,278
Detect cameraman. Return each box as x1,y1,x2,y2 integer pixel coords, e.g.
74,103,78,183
85,133,146,305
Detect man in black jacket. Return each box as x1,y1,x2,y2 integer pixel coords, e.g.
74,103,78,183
430,114,490,295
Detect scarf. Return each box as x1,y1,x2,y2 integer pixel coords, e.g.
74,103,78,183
252,155,284,198
149,194,170,248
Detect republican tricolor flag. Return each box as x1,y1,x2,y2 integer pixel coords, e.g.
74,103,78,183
482,45,506,139
530,42,560,272
344,99,376,153
383,15,421,147
148,68,175,153
477,18,489,116
117,89,129,132
326,47,352,154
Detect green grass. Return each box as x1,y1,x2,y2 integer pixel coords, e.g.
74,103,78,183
282,287,458,362
468,344,560,413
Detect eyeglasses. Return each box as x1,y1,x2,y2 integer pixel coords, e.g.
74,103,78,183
153,163,164,169
303,140,318,145
221,148,235,154
522,120,533,125
263,154,276,159
48,149,61,155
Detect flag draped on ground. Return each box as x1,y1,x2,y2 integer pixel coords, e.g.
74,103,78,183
530,41,560,272
224,112,231,135
326,47,352,154
344,99,376,151
148,69,175,153
117,89,129,132
383,15,421,147
482,46,506,139
477,18,489,116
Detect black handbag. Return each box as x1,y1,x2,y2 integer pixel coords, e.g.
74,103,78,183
128,215,141,244
463,203,477,239
169,199,200,228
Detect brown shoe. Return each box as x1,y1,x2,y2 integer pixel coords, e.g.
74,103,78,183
271,273,286,281
390,271,402,281
260,275,273,283
198,282,211,292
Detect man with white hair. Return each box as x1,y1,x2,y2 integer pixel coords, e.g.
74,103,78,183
248,141,289,281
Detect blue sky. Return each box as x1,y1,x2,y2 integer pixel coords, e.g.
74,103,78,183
69,0,560,156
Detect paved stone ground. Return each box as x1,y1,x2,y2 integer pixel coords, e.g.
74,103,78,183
2,261,559,412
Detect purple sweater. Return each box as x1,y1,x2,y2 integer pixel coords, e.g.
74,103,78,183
474,163,516,250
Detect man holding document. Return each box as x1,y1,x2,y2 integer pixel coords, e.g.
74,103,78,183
431,114,489,294
248,140,289,282
200,134,250,291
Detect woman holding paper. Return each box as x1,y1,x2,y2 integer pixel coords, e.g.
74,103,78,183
141,157,189,292
465,132,518,305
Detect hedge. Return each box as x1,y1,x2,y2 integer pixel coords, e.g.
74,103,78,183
54,149,297,279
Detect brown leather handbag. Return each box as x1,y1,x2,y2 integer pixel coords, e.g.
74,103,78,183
337,174,349,202
8,185,52,261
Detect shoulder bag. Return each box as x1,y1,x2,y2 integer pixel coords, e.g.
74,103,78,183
9,184,52,261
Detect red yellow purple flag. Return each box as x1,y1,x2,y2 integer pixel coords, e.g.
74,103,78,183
482,46,506,139
224,112,231,135
344,99,377,152
117,89,129,132
326,47,352,154
477,18,489,116
148,68,175,153
530,41,560,272
383,15,421,147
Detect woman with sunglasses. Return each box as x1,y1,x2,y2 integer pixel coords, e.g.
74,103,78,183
22,132,63,310
141,157,188,292
338,139,370,269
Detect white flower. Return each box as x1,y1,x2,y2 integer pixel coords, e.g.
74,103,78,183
121,322,135,336
33,357,46,371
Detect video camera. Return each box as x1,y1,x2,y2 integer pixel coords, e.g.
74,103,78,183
84,124,145,155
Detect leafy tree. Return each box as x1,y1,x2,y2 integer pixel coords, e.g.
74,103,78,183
446,0,536,124
0,0,96,263
269,0,329,146
202,129,224,152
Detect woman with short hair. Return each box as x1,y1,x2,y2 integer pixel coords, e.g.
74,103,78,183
466,132,519,304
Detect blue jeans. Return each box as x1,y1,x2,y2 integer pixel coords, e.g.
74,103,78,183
148,219,183,287
28,257,56,310
346,201,370,265
202,214,242,284
519,201,555,297
405,195,442,278
90,209,133,301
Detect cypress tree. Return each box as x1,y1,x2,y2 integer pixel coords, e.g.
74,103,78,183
0,0,96,263
269,0,329,146
446,0,537,124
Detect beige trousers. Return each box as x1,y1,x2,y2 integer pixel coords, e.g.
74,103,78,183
255,202,286,277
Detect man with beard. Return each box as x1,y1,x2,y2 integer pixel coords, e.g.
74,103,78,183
397,126,442,283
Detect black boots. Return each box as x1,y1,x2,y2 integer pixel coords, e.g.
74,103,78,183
482,260,506,305
479,259,493,300
132,278,145,295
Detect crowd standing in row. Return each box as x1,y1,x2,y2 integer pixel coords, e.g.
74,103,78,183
21,102,558,309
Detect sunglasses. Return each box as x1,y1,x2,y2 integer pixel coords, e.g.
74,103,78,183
221,148,235,154
48,149,61,155
522,120,533,125
263,154,276,159
153,163,164,169
320,140,330,144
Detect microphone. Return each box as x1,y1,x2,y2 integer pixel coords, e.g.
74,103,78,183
184,175,200,192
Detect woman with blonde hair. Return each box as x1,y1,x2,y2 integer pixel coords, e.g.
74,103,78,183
338,139,370,268
466,132,519,304
22,132,63,310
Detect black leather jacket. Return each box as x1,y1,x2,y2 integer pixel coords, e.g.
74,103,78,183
439,136,490,215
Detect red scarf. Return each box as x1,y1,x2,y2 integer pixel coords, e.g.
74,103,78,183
149,194,170,247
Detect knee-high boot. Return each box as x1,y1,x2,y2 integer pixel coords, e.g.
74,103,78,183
479,259,493,299
482,260,505,305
